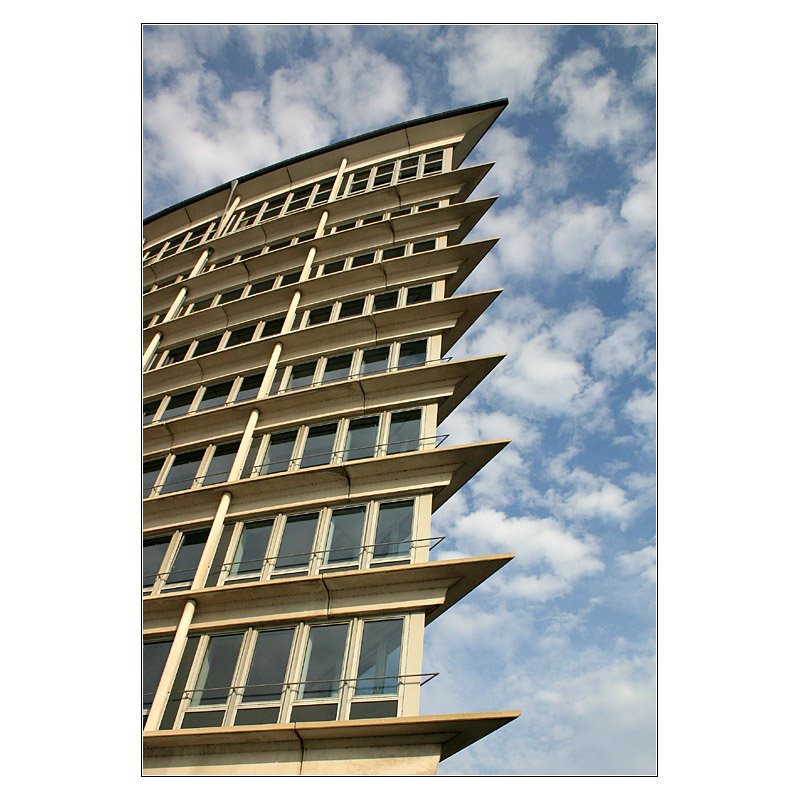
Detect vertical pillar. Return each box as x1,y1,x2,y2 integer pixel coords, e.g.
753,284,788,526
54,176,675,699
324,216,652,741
282,291,303,333
215,196,241,239
314,210,328,239
229,412,260,481
299,247,317,283
330,158,348,201
187,248,212,279
143,598,197,732
191,492,232,591
257,342,283,399
142,333,162,369
164,288,187,322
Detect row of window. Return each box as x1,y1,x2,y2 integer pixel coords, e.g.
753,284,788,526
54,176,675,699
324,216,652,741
143,147,447,270
144,496,424,595
145,281,435,371
145,615,411,728
143,230,439,325
322,199,442,236
143,406,432,498
144,337,432,426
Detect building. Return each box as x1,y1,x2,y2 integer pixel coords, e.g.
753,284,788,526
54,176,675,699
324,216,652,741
142,98,519,775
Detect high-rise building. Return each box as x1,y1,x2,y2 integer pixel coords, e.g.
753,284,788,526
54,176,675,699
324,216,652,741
142,98,519,776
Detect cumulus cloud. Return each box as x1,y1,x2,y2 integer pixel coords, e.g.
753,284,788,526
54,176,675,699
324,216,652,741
549,46,648,152
450,509,604,601
592,312,653,377
617,544,657,583
444,25,555,107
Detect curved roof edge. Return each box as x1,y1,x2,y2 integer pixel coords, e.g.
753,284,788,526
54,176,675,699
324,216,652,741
144,98,509,226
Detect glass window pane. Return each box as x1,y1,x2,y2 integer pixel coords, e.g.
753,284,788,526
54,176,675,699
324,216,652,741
339,298,365,318
344,417,379,461
406,284,432,305
355,619,403,695
197,380,233,411
387,410,421,454
143,640,172,710
262,430,297,474
322,259,345,275
191,633,245,706
242,628,294,702
193,334,223,356
161,390,196,420
203,441,240,485
167,529,209,586
249,277,275,295
275,513,318,571
260,318,282,338
280,270,301,286
226,324,257,347
373,291,398,311
300,423,337,468
351,252,374,268
289,361,316,390
374,500,414,558
143,400,160,425
230,519,273,578
412,239,436,253
322,353,352,383
382,246,405,260
325,506,366,564
308,305,333,326
236,373,264,402
143,457,165,498
163,344,189,366
163,449,205,493
398,340,427,370
300,625,348,699
143,536,170,588
360,346,390,376
219,288,243,304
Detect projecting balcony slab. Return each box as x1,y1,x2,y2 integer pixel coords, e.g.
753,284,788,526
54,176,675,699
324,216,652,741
143,353,504,456
143,164,495,299
143,439,509,534
143,289,501,397
142,710,519,775
150,234,498,349
143,553,513,635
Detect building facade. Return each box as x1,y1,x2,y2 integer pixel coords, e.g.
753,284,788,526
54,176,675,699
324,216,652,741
142,99,519,775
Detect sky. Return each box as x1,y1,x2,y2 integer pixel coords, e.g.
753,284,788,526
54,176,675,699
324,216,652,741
142,24,656,776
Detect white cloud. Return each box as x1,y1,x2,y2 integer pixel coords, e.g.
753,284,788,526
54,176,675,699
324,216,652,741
450,509,604,601
625,387,656,434
592,312,652,376
445,26,555,107
617,544,657,583
473,125,536,196
549,46,648,152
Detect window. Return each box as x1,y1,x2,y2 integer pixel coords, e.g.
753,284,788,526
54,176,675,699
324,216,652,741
226,324,257,348
143,529,209,594
406,284,433,304
143,537,170,590
322,353,352,383
343,416,379,461
296,624,348,704
382,245,405,261
143,400,161,425
360,346,390,375
249,277,275,295
236,372,264,402
280,270,301,286
203,441,240,486
160,390,196,420
162,343,190,366
162,449,205,493
339,298,364,318
411,239,436,254
373,291,398,312
374,500,414,559
398,340,427,370
143,640,171,721
184,632,245,727
228,518,274,581
387,410,422,454
143,458,165,498
189,296,214,314
219,288,243,304
234,628,294,724
354,618,402,696
260,317,283,338
274,513,319,572
300,423,337,468
193,334,223,357
322,259,345,275
351,251,374,268
165,530,208,589
307,305,333,326
323,506,366,566
289,361,316,390
197,380,233,411
398,156,419,181
262,430,298,474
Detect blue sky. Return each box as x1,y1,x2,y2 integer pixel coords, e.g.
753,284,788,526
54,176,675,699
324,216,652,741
143,24,657,776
